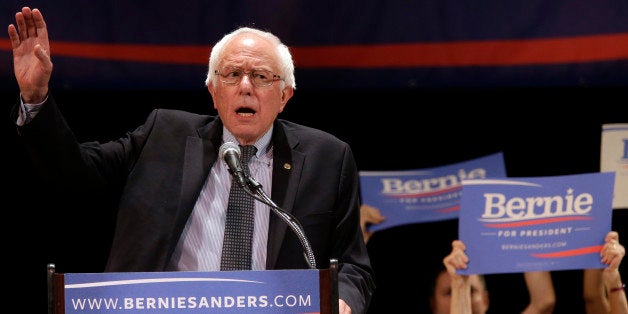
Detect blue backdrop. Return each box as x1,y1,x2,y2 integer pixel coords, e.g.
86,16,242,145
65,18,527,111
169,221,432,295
2,0,628,90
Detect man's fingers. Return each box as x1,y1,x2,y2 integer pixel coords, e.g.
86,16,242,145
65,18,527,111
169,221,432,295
32,9,46,27
23,7,38,39
15,11,27,41
35,44,49,61
8,24,20,48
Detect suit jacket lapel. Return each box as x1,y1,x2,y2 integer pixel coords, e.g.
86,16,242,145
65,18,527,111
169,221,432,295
266,122,305,269
170,118,222,257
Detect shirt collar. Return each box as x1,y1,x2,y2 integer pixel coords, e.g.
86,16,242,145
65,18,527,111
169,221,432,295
222,126,273,158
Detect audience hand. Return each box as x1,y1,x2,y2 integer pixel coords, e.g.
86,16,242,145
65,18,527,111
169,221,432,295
360,204,385,243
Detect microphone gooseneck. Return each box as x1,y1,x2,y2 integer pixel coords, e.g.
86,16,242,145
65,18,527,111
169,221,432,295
246,176,317,269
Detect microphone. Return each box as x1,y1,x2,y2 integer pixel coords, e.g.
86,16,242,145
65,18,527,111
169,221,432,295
219,142,247,188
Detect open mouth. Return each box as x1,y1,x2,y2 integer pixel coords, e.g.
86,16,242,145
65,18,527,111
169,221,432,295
236,107,255,116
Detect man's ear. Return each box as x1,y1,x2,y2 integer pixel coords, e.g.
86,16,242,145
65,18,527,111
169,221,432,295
278,87,294,113
207,84,217,109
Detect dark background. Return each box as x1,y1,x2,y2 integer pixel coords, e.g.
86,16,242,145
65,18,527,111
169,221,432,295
3,86,627,313
2,1,628,312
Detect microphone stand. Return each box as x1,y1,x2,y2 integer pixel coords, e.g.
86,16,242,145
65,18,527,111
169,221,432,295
242,176,317,269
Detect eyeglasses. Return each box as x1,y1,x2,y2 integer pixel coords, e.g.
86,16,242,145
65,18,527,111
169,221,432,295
214,66,283,87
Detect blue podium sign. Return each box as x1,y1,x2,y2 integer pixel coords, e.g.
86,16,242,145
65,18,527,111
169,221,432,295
63,269,321,313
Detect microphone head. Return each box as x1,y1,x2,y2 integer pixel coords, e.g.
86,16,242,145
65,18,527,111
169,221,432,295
219,141,241,160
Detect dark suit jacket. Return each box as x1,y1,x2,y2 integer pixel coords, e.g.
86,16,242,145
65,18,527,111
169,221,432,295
15,95,375,313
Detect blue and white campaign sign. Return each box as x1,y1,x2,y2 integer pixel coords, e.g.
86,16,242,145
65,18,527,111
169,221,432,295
359,152,506,232
600,123,628,209
458,172,615,275
64,269,321,313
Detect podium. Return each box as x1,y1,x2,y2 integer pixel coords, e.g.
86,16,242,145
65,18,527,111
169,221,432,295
47,260,339,314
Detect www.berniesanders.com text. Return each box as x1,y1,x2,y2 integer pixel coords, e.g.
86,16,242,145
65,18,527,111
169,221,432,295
69,294,313,311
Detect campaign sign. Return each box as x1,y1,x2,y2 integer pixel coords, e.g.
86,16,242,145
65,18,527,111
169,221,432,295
600,123,628,209
359,152,506,232
458,172,615,275
64,269,320,313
